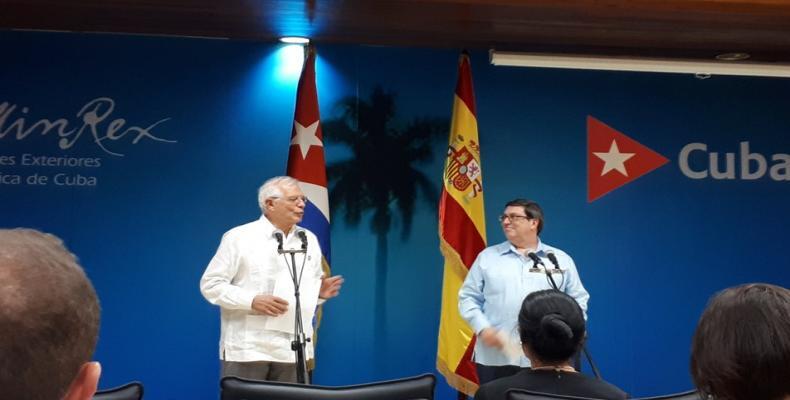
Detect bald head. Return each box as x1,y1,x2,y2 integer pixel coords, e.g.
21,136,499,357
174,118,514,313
0,229,100,400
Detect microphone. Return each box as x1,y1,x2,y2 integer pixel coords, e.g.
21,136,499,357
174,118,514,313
527,252,545,267
273,231,284,253
546,251,560,269
297,230,308,250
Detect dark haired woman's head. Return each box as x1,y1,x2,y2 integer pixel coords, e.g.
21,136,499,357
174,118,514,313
518,290,585,364
691,283,790,400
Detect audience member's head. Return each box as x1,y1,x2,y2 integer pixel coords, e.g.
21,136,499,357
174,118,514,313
0,228,101,400
518,289,585,365
691,283,790,400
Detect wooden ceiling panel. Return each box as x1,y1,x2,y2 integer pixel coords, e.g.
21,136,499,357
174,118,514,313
1,0,790,62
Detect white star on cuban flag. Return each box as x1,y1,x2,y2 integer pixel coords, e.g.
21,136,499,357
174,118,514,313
291,121,323,160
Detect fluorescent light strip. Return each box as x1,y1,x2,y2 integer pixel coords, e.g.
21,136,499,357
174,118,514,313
490,51,790,78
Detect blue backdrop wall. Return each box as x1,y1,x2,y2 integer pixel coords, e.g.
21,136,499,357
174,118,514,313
2,31,789,399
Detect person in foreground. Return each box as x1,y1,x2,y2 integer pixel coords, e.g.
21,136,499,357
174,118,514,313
690,283,790,400
201,176,343,382
474,290,627,400
459,199,590,384
0,228,101,400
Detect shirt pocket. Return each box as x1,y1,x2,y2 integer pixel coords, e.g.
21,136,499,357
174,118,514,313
242,250,278,294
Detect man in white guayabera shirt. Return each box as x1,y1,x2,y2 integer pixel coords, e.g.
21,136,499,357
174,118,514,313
201,176,343,382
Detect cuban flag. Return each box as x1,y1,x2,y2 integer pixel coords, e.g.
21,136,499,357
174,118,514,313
286,45,331,268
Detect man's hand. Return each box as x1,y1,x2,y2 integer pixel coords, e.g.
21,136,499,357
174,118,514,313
319,275,344,299
251,294,289,316
479,327,504,349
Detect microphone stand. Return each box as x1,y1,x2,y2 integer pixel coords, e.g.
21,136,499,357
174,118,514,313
532,257,602,380
278,246,310,384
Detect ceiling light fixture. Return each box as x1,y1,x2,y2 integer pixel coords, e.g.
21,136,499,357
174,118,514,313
490,51,790,78
715,52,750,61
279,36,310,45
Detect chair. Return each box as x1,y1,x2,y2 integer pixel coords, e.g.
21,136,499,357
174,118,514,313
507,389,601,400
220,373,435,400
507,388,702,400
634,390,701,400
93,381,144,400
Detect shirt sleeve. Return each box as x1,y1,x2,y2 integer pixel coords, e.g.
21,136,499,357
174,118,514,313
199,232,257,310
561,255,590,319
310,240,327,304
458,253,491,334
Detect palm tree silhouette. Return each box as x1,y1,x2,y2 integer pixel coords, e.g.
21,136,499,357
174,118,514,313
323,86,447,340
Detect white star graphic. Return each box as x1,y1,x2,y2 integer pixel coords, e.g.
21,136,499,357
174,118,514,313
593,140,635,176
290,120,323,159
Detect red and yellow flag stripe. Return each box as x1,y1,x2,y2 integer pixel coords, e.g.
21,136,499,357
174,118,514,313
437,52,486,396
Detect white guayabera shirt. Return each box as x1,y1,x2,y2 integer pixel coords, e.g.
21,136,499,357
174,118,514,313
200,215,323,363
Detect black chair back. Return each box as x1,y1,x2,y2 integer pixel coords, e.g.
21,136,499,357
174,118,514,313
635,390,701,400
507,388,702,400
507,389,602,400
93,381,144,400
221,373,435,400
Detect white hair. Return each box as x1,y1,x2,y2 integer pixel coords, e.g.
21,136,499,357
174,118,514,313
257,176,300,211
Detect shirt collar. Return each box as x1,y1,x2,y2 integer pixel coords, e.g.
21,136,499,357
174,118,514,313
497,237,544,255
534,239,548,255
259,214,299,236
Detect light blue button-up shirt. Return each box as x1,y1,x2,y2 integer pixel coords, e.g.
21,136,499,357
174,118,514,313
458,239,590,367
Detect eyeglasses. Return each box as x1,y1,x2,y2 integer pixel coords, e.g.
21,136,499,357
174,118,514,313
276,195,308,204
499,214,532,222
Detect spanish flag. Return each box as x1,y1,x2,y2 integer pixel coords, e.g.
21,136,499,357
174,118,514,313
436,52,486,396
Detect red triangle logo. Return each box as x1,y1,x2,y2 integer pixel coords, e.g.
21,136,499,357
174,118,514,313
587,116,669,202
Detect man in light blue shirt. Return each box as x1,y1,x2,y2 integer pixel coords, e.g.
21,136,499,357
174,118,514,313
458,199,589,384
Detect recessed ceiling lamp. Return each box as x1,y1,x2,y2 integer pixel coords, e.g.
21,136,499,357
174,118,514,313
490,50,790,78
279,36,310,45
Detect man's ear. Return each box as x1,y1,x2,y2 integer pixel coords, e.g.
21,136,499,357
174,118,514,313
62,362,101,400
